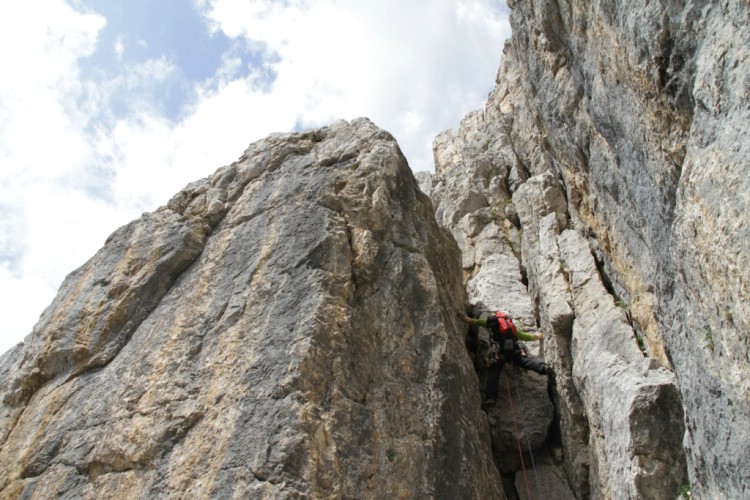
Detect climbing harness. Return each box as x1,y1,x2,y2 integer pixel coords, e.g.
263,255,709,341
504,370,543,500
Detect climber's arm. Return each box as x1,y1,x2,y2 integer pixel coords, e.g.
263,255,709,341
517,328,543,341
459,313,487,327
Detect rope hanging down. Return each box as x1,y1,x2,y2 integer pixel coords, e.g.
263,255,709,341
504,371,543,500
512,373,544,500
504,372,532,499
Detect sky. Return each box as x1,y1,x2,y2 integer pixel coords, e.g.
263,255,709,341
0,0,511,356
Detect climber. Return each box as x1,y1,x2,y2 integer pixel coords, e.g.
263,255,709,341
458,310,555,408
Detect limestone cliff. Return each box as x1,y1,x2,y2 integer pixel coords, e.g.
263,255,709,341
2,1,748,499
0,119,503,499
420,0,749,498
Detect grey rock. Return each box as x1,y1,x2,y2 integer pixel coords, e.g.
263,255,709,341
426,0,748,496
513,178,588,496
516,463,574,500
0,119,504,499
429,103,568,498
486,370,553,470
2,0,748,497
559,229,686,499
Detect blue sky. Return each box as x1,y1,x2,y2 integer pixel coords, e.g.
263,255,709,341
77,0,261,122
0,0,510,355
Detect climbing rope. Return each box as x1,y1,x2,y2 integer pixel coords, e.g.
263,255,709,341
504,371,533,499
512,373,544,500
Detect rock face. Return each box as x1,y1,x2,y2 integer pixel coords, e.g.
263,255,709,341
2,2,748,498
422,0,749,498
0,119,504,499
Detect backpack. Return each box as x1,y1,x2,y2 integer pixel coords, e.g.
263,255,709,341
487,311,518,354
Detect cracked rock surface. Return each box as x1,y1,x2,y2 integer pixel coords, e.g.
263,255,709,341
420,0,749,498
0,118,503,499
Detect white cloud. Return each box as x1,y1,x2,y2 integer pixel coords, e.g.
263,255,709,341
0,0,510,356
0,264,55,352
114,36,125,60
0,1,111,355
199,0,508,170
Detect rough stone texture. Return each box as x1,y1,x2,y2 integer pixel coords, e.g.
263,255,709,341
0,119,505,499
515,463,574,500
425,84,570,499
486,370,553,471
428,109,686,498
513,174,590,498
558,228,685,499
663,3,750,495
503,1,750,497
2,0,748,497
426,0,749,498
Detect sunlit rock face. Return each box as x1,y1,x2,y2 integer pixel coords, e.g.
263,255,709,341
421,0,748,498
0,119,504,499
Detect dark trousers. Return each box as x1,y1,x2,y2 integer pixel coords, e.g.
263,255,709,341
485,350,546,399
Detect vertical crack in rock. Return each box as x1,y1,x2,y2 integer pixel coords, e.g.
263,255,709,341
421,0,748,498
2,1,748,497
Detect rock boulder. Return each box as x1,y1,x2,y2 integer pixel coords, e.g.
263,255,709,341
0,119,504,499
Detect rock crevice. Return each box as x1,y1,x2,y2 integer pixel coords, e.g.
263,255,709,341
1,1,748,498
420,0,748,498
